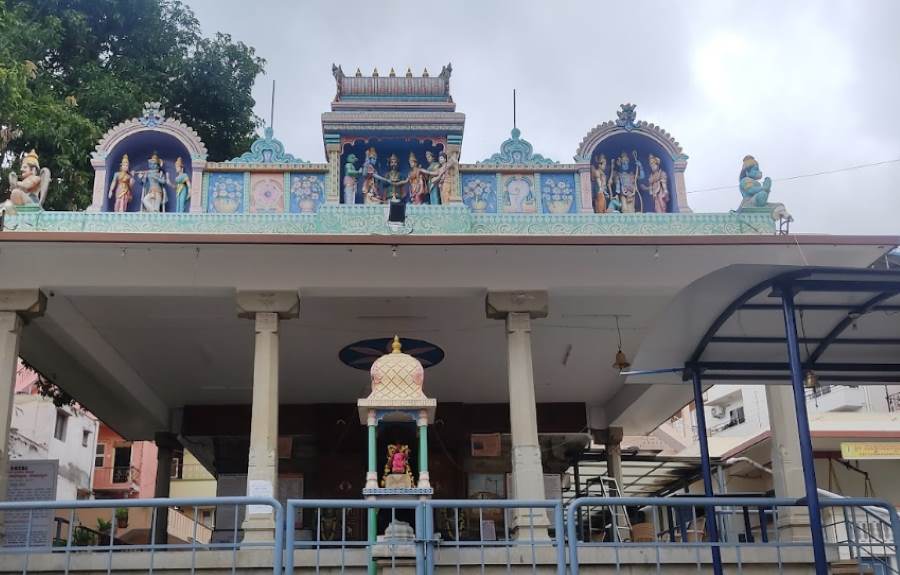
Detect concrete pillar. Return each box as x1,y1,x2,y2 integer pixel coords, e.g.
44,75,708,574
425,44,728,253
189,160,206,214
766,384,811,540
236,291,299,541
89,158,107,212
673,158,692,213
595,427,625,494
577,167,594,213
152,432,179,543
0,290,46,543
486,291,549,537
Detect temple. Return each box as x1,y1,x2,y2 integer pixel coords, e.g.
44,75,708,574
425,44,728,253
0,65,898,575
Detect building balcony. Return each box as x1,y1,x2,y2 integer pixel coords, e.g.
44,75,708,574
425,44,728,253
806,385,865,413
93,465,141,492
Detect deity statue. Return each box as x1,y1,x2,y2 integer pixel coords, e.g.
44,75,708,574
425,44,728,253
382,153,405,202
360,147,383,204
138,152,169,213
108,155,134,212
173,157,191,213
611,150,644,213
425,150,441,205
343,153,361,205
431,151,458,205
592,154,610,213
381,443,414,488
404,153,436,205
738,155,792,222
3,149,50,213
646,154,669,213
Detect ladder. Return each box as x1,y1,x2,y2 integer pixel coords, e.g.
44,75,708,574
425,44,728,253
597,476,632,542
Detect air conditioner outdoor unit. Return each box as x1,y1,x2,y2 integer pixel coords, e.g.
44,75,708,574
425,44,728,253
711,405,726,418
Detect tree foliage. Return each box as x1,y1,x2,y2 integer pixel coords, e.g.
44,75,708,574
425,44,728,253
0,0,265,210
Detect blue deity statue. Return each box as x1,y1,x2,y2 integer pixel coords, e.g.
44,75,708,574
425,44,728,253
610,150,644,213
139,153,169,213
738,155,791,222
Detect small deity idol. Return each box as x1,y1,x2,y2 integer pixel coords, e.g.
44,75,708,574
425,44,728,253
173,157,191,213
108,155,134,212
343,153,361,205
738,155,792,222
646,154,669,213
138,152,169,213
405,153,435,205
4,149,50,213
425,150,441,205
611,150,644,213
361,147,383,204
381,444,414,487
592,154,610,213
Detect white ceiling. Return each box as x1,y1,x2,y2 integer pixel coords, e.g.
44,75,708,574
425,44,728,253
5,239,893,439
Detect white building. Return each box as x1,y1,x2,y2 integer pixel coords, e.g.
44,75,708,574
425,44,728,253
9,363,99,501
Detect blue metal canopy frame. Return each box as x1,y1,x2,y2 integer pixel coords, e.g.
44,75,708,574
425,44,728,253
681,267,900,575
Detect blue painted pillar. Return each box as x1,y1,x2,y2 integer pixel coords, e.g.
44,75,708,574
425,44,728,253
781,289,828,574
690,368,723,575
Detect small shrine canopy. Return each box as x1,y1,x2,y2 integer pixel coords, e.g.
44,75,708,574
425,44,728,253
626,265,900,388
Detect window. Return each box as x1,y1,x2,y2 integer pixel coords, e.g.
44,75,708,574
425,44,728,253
95,444,105,468
728,406,746,426
171,451,184,479
53,411,68,442
82,430,91,447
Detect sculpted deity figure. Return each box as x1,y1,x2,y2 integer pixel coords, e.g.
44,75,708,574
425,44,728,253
431,151,458,205
4,149,50,213
343,153,361,205
646,154,669,213
360,147,383,204
404,153,437,205
592,154,610,213
108,155,134,212
425,150,441,204
173,157,191,213
739,155,792,222
382,153,405,202
611,150,644,213
138,152,169,212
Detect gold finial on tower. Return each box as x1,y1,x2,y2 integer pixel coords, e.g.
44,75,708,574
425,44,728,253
391,335,402,354
405,67,413,78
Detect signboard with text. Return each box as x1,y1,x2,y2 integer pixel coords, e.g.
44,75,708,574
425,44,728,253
4,460,58,547
841,442,900,460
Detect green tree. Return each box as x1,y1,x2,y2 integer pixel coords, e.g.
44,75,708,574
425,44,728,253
1,0,265,210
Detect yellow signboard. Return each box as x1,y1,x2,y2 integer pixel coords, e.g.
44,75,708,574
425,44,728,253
841,442,900,460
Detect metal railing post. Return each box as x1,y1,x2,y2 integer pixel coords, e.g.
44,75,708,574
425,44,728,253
781,288,828,574
689,368,723,575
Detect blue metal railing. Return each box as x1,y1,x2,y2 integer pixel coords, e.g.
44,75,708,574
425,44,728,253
567,496,900,575
0,495,897,574
0,496,283,575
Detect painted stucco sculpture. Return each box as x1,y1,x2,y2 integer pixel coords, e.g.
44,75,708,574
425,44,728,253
3,150,50,214
138,152,169,212
738,155,792,223
173,157,191,213
108,155,134,212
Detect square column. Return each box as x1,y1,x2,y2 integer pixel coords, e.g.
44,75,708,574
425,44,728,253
766,384,811,540
152,432,180,543
236,291,299,541
487,291,549,538
0,290,46,543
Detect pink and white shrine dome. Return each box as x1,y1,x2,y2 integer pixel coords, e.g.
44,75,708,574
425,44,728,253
358,336,436,422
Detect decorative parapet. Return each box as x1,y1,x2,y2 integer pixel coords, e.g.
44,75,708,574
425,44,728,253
224,127,308,165
3,207,775,236
332,63,452,102
477,128,558,167
93,102,208,161
574,103,685,163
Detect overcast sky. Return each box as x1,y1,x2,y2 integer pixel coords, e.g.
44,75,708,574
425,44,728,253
185,0,900,235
